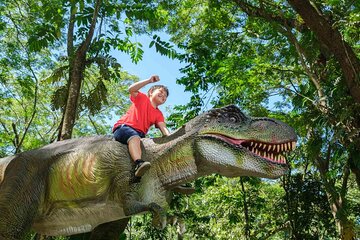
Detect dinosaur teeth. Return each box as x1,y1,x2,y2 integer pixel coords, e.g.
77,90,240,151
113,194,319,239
280,155,286,163
245,141,294,164
247,145,287,164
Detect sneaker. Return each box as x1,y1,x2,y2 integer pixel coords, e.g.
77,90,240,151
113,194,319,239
134,160,151,177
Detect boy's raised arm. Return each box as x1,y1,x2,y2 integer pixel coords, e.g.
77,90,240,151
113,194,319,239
129,75,160,98
158,122,170,136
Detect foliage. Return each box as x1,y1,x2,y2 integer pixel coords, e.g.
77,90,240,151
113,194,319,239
284,172,337,239
0,1,56,154
177,176,289,240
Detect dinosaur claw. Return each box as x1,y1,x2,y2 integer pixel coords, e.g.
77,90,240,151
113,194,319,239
148,203,167,229
152,215,167,230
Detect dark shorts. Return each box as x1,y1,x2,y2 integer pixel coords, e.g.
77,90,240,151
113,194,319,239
113,124,145,144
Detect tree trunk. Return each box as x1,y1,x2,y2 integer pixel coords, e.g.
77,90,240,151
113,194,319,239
287,0,360,104
339,219,356,240
240,177,251,239
59,0,102,140
326,190,356,240
317,155,357,239
59,55,85,140
349,147,360,189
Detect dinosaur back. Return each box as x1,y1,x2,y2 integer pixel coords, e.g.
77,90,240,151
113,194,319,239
0,136,135,236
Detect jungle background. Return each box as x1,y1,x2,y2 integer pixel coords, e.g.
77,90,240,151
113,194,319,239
0,0,359,239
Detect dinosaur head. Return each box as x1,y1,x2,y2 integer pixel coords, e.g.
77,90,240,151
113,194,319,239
191,105,297,179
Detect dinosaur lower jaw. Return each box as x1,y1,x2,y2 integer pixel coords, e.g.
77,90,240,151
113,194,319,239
245,144,287,164
204,134,296,165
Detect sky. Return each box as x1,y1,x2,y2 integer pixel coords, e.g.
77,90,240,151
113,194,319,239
112,33,192,116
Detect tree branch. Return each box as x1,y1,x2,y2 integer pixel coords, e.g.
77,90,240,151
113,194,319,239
240,177,251,238
232,0,305,32
79,0,102,55
11,122,19,151
88,115,100,135
287,0,360,103
340,162,350,199
280,24,328,112
67,1,76,57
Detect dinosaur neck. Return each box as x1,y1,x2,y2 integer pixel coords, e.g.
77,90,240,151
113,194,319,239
160,141,198,188
143,129,199,189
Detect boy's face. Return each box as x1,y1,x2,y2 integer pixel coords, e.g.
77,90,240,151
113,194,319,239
149,88,168,106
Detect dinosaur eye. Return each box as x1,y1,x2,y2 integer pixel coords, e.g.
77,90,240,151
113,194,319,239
229,116,238,123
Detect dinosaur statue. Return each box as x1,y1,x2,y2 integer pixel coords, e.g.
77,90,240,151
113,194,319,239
0,105,297,239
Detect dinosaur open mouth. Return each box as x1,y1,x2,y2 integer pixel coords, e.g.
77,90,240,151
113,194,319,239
209,134,296,164
240,140,296,164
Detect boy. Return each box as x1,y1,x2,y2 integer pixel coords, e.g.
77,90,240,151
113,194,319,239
113,75,170,178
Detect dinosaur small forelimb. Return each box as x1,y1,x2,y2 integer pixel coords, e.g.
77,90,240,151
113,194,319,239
124,192,166,229
123,197,167,229
148,202,167,229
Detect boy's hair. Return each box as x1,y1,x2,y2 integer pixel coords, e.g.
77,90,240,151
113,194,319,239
147,85,169,97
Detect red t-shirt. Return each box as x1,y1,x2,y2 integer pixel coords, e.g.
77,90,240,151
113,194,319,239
112,92,165,134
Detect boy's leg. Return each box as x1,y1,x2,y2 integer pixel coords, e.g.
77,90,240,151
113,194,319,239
128,136,142,160
128,136,151,177
114,125,150,177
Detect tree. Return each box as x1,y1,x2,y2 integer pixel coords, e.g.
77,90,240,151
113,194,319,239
59,0,104,140
0,0,56,154
165,0,360,238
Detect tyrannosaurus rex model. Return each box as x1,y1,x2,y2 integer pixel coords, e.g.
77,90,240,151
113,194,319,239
0,105,297,239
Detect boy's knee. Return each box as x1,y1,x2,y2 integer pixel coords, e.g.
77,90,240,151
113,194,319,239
128,136,141,145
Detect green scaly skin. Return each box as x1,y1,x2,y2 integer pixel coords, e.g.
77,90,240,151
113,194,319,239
0,105,296,239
